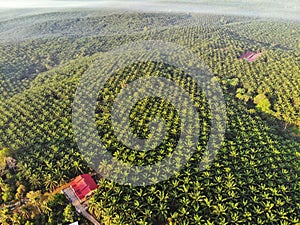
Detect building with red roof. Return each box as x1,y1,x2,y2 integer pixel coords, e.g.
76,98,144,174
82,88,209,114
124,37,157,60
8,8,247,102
70,174,98,201
239,51,262,62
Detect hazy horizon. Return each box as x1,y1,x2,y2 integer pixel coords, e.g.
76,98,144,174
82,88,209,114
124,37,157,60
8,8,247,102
0,0,299,21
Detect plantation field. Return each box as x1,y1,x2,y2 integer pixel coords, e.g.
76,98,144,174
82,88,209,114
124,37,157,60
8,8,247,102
0,10,299,225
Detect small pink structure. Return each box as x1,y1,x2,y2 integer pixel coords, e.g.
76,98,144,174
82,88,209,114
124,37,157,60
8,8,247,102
239,52,262,62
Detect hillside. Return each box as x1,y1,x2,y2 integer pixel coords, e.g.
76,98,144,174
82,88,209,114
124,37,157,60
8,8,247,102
0,10,299,225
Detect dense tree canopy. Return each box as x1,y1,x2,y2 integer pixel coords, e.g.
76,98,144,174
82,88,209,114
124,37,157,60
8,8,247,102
0,10,299,225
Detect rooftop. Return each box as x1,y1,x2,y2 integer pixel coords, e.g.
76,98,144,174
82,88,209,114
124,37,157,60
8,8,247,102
70,174,98,201
239,51,262,62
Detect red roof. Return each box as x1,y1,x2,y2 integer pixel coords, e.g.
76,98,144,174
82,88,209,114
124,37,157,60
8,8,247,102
239,52,255,60
239,52,262,62
248,52,262,62
70,174,98,200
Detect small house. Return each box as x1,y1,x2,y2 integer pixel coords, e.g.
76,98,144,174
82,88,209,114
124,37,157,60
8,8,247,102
70,174,98,202
239,52,262,62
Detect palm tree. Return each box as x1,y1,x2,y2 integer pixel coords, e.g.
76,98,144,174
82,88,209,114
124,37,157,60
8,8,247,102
28,174,41,190
44,174,59,192
15,184,26,203
73,160,84,174
26,191,45,215
0,207,12,225
18,205,32,220
88,197,98,215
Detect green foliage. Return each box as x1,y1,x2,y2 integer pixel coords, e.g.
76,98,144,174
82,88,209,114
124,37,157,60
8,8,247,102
15,184,26,202
0,10,299,225
254,93,271,113
227,78,240,88
0,148,12,169
1,183,14,202
63,204,77,223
